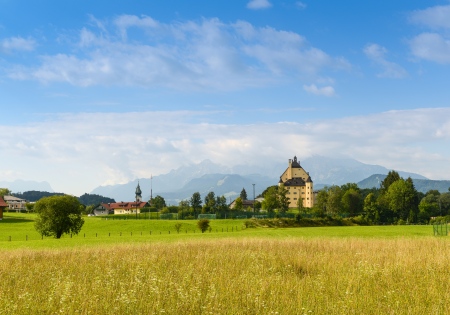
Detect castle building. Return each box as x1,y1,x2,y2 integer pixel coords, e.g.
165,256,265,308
278,156,314,208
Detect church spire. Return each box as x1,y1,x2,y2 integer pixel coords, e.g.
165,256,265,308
135,181,142,202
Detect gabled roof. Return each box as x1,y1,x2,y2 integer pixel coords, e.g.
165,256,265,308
3,195,26,202
99,201,148,211
0,196,7,207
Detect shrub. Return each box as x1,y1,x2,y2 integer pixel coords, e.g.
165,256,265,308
197,219,210,233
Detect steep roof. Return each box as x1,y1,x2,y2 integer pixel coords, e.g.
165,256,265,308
0,196,7,207
291,156,301,168
283,177,306,187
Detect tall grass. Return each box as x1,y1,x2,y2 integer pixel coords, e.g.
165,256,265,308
1,237,449,314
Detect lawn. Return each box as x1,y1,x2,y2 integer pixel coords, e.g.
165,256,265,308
0,212,435,249
1,212,448,314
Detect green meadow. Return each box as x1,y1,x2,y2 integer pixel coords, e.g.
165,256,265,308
1,213,449,314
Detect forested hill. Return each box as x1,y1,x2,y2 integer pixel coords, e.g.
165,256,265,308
12,191,115,205
77,193,115,206
13,191,65,202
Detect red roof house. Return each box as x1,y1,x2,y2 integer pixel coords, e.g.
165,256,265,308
0,196,8,220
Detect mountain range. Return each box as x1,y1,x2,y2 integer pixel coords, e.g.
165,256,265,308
0,180,54,193
5,156,447,204
90,156,429,205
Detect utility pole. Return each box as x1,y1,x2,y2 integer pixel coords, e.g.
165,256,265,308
253,183,255,213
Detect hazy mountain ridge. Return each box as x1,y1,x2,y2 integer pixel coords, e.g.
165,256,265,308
0,180,54,193
357,174,450,193
90,156,429,203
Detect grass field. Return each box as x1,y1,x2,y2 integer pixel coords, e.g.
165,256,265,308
1,213,449,314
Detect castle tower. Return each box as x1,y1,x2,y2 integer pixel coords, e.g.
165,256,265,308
278,156,314,208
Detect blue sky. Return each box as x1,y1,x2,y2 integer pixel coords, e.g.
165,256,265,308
1,0,450,195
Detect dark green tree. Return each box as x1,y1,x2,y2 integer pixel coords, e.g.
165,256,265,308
203,191,216,213
341,188,363,217
380,171,401,194
190,192,202,217
385,178,419,223
363,192,379,223
216,195,229,212
262,186,279,212
312,188,328,217
240,188,248,201
438,193,450,216
277,185,289,213
34,195,84,239
418,193,440,222
197,219,210,233
151,195,166,210
326,185,343,216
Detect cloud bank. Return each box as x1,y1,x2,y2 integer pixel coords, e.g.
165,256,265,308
1,108,449,194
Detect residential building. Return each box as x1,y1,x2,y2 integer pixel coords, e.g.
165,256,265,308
93,201,149,215
0,196,7,220
278,156,314,208
93,182,148,215
3,195,27,211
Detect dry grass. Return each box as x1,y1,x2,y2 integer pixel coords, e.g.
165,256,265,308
1,237,449,314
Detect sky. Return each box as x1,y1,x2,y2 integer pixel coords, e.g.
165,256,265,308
1,0,450,195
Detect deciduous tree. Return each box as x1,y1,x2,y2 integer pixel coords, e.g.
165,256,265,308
34,195,84,239
151,195,166,210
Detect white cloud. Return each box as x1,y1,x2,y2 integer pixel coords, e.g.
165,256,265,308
247,0,272,10
408,5,450,64
296,2,307,9
7,16,348,91
1,108,450,194
364,43,408,78
114,14,159,40
303,84,335,97
409,33,450,64
409,5,450,29
0,36,36,53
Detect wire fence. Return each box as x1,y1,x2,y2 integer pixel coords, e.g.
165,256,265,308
1,225,243,243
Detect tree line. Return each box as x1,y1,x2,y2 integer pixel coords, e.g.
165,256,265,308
311,171,450,224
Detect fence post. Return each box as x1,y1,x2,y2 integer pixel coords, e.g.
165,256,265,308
9,236,11,242
26,235,28,241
